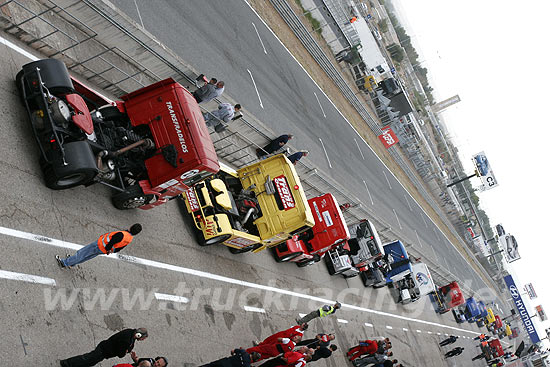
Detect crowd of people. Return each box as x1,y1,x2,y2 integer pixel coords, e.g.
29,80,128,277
193,75,309,165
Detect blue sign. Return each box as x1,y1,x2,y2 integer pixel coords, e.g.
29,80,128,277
367,14,372,19
504,275,540,344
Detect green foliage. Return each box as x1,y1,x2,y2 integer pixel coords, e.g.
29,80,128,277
295,0,322,35
378,19,388,33
386,43,404,62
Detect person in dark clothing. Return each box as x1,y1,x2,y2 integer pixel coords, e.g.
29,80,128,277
199,349,260,367
373,360,399,367
130,351,168,367
56,224,142,268
287,150,308,165
296,302,341,324
439,335,458,346
60,328,148,367
256,134,293,157
444,347,464,358
311,345,337,362
296,334,335,348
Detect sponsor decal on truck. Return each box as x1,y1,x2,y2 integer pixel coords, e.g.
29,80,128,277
225,237,257,248
185,189,200,212
274,175,295,210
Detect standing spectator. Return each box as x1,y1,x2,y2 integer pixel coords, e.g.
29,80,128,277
115,361,151,367
287,150,308,165
256,134,293,157
193,80,225,104
203,103,242,132
258,348,313,367
296,333,335,348
311,345,337,362
129,352,168,367
347,339,378,361
296,302,341,324
352,353,394,367
255,323,308,346
246,335,301,362
56,224,142,268
199,348,261,367
373,359,400,367
59,328,148,367
439,335,458,346
444,346,464,358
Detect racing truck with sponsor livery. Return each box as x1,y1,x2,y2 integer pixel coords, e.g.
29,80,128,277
433,281,465,314
273,193,350,267
183,154,315,254
324,219,384,278
452,297,482,323
17,58,218,209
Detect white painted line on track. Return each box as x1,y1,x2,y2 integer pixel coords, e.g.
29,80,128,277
404,194,412,211
428,331,432,334
337,319,348,324
318,138,332,168
0,269,56,286
382,171,392,190
386,325,393,330
403,328,408,332
416,330,422,333
422,215,428,228
247,69,263,108
154,292,189,304
313,92,326,118
393,209,402,230
437,332,441,335
251,22,267,54
0,225,480,335
363,180,374,206
133,0,145,28
354,138,365,160
244,306,266,313
365,323,373,327
414,230,422,248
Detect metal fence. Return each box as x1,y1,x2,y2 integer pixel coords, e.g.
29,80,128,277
0,0,488,296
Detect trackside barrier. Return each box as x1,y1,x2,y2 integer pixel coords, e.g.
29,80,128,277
0,0,488,299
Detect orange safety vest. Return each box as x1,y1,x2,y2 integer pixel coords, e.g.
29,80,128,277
97,231,133,254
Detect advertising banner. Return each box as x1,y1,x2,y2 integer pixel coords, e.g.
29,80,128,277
504,275,540,344
472,151,499,191
536,305,547,322
500,234,520,263
378,127,398,149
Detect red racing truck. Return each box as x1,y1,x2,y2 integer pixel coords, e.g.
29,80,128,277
274,193,350,267
17,59,218,209
433,281,465,314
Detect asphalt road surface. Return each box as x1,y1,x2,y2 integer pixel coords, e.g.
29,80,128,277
0,1,508,366
107,0,496,297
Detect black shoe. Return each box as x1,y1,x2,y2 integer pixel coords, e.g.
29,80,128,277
55,255,66,268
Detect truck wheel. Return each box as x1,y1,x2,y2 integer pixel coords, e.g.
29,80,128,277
22,59,74,94
228,243,258,254
205,234,231,246
343,273,358,279
112,185,154,210
41,141,97,190
279,251,302,262
297,259,315,268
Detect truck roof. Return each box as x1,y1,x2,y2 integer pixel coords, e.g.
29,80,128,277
121,78,219,189
411,262,436,296
237,154,315,241
307,193,350,253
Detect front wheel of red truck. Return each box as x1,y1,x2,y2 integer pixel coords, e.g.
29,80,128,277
112,185,153,210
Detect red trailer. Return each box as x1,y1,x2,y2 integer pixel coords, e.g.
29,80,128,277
17,59,219,209
274,193,350,267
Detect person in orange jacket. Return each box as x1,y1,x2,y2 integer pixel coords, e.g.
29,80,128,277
56,224,142,268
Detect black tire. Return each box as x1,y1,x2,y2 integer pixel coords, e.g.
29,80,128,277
228,243,260,254
112,184,154,210
325,256,336,275
203,234,231,246
343,273,358,279
279,251,302,262
312,254,321,262
41,141,97,190
297,259,315,268
22,59,74,95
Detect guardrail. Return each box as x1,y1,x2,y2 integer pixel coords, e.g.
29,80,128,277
0,0,490,299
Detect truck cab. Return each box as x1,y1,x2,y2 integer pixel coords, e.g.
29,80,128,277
433,281,465,314
183,154,315,253
359,240,411,288
274,193,350,267
476,301,489,327
453,297,481,323
325,219,383,277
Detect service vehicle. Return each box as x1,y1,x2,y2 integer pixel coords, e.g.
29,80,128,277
452,297,482,323
183,154,315,253
476,301,489,327
383,262,437,304
325,219,384,277
17,58,219,209
489,315,504,334
479,339,504,362
432,281,465,314
274,193,349,267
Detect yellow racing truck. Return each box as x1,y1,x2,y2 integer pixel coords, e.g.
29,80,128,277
182,154,315,254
